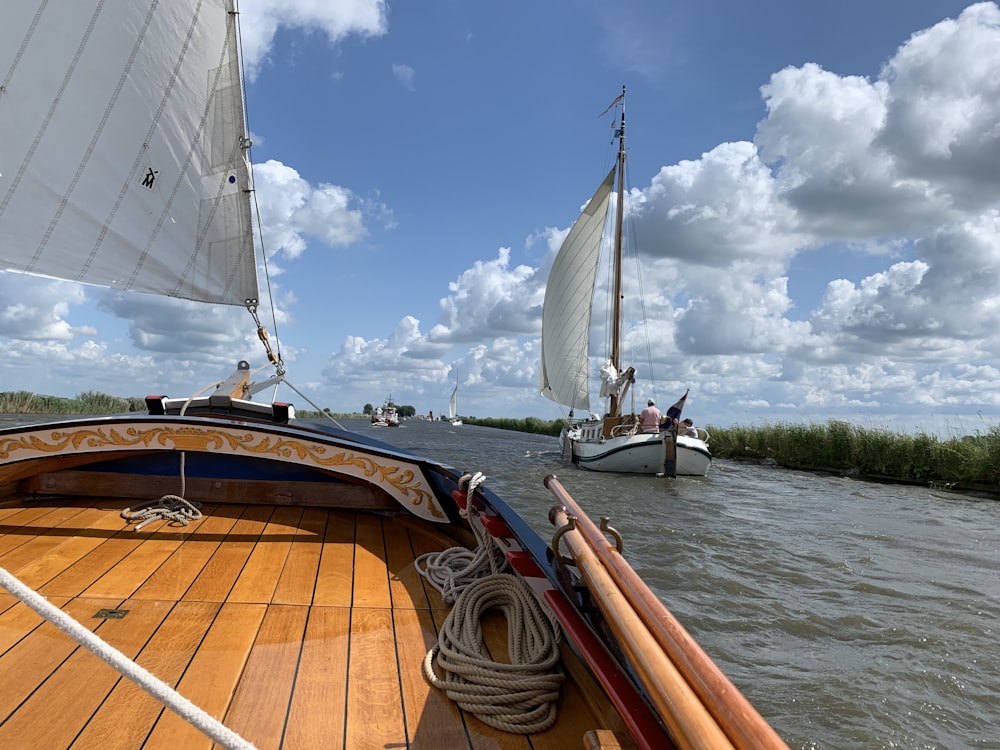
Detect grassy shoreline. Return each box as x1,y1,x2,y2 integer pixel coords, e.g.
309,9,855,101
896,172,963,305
4,391,997,495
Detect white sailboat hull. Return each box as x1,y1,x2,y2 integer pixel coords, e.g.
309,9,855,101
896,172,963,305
568,430,712,476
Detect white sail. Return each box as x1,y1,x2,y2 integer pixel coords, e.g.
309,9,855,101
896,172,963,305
449,385,458,420
538,167,616,411
0,0,258,306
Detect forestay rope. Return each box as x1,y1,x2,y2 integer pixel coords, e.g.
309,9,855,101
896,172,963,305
416,472,565,734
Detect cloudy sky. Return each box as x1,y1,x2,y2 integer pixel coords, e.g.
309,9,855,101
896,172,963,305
2,0,998,436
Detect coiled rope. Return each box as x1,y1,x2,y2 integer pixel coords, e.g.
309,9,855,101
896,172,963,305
416,473,507,604
121,496,203,532
417,472,565,733
422,573,565,733
0,567,256,750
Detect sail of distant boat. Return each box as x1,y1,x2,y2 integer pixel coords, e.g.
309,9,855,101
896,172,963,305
449,384,462,425
538,87,711,476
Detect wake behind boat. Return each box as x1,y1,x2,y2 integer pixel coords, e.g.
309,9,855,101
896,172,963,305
0,4,779,748
539,88,712,477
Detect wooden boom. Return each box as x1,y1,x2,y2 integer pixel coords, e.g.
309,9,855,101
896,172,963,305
544,474,789,750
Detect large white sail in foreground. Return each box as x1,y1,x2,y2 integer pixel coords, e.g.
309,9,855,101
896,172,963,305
0,0,259,306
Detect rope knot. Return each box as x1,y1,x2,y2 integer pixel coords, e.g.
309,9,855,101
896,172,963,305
121,496,203,532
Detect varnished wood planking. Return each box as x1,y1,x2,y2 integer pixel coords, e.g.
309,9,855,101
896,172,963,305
312,510,357,607
0,504,98,565
183,505,274,602
70,600,224,750
80,526,186,600
130,507,242,601
393,606,474,749
0,594,70,656
0,596,121,723
272,507,328,606
282,606,351,749
344,607,406,749
38,519,147,599
351,514,391,609
141,602,267,749
224,604,310,748
227,506,304,603
0,501,631,749
20,469,397,510
8,505,136,590
0,598,172,749
384,518,435,611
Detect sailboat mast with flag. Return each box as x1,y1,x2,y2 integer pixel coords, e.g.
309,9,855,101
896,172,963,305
540,87,712,476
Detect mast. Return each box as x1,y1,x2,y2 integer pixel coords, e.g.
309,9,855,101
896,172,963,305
609,85,626,419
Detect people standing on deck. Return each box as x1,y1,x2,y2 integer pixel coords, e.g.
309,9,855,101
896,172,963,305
639,399,661,433
680,418,698,438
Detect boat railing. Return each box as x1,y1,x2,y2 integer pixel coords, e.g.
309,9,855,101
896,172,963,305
609,421,640,438
543,474,788,750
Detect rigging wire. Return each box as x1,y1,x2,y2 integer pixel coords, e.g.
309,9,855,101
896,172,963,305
232,1,284,378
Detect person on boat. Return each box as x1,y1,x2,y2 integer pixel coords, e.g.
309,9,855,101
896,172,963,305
680,418,698,438
639,400,661,433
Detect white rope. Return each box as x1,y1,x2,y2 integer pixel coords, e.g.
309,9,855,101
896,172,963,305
0,567,256,750
121,496,203,532
415,472,507,604
417,471,565,733
422,573,565,734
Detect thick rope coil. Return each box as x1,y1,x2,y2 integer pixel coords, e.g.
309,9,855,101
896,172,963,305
415,472,507,604
121,496,203,532
422,573,565,734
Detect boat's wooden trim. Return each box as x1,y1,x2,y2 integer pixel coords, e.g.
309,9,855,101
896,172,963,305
0,419,450,521
19,469,395,510
545,475,789,750
0,497,636,749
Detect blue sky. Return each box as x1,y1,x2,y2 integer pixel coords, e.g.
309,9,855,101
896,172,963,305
3,0,999,436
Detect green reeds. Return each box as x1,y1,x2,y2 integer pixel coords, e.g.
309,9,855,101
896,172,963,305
708,420,1000,490
462,416,565,436
0,390,141,414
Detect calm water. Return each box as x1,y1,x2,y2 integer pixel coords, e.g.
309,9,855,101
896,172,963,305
5,415,999,749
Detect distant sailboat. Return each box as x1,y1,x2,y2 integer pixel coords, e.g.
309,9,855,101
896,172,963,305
449,384,462,426
539,87,711,477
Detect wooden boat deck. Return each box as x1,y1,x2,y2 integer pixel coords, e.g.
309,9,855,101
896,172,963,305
0,498,635,749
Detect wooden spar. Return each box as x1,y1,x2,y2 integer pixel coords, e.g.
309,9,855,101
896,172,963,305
544,475,790,750
549,504,734,750
663,426,677,478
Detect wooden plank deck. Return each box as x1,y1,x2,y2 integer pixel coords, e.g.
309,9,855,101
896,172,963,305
0,499,631,749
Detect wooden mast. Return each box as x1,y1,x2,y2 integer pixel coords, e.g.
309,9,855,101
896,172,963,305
609,85,626,419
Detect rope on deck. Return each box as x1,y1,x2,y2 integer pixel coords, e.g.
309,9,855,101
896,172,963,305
121,496,203,532
0,567,257,750
417,471,565,733
422,572,565,734
414,480,507,604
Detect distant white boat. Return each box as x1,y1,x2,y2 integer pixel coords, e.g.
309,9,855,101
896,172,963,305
371,398,400,427
448,384,462,426
539,87,711,477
